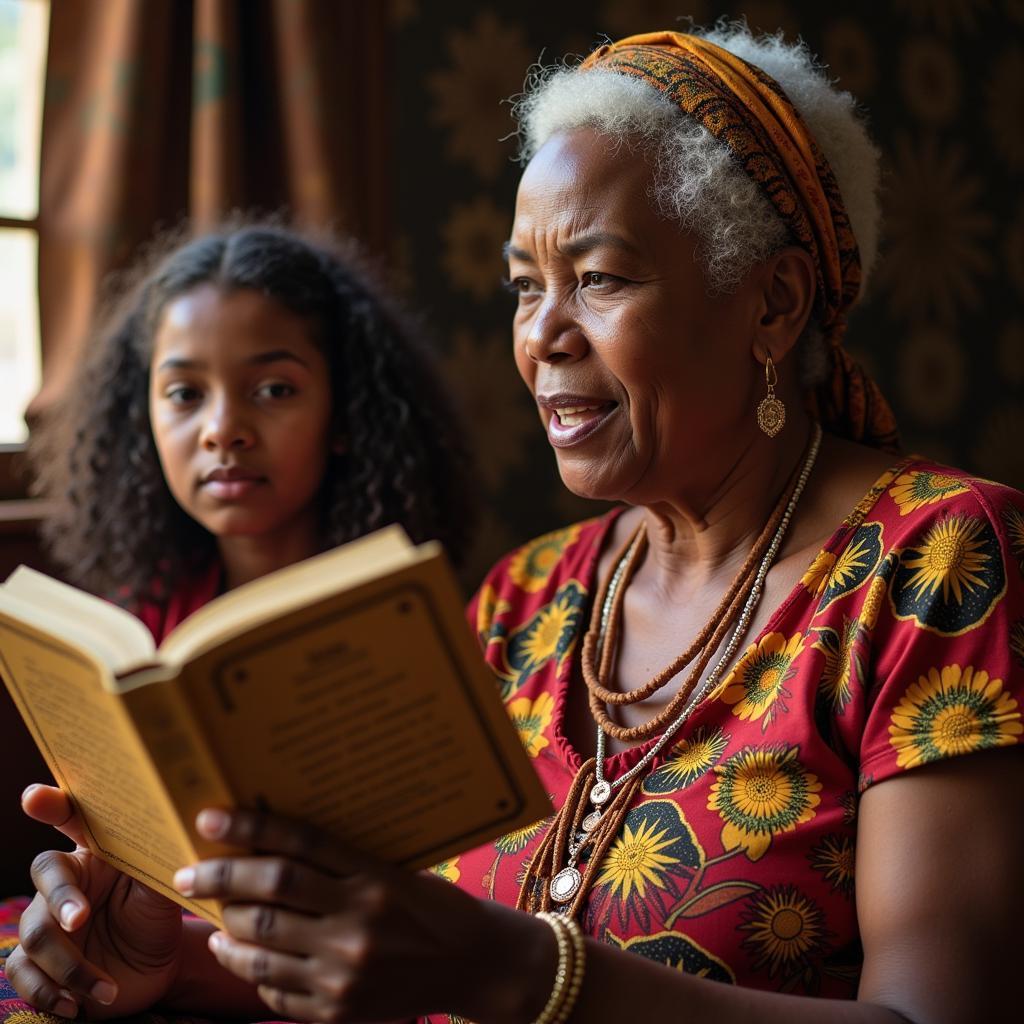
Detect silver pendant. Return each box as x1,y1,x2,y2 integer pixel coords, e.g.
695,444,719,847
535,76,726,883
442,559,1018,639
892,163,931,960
582,810,602,832
550,866,583,903
589,780,612,805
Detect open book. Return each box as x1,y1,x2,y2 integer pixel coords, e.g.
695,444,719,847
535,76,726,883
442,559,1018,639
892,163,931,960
0,527,550,926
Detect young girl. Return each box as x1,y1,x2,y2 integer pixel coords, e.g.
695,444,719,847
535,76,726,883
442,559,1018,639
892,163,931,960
30,221,477,641
0,222,482,1022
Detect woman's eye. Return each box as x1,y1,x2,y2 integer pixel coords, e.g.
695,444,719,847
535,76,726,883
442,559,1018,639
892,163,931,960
256,382,296,399
503,276,537,296
582,271,611,287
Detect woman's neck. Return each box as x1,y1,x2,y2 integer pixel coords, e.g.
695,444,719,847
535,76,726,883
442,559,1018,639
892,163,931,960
636,411,814,598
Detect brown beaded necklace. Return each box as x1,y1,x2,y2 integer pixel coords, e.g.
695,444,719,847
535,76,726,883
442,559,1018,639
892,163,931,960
518,425,822,916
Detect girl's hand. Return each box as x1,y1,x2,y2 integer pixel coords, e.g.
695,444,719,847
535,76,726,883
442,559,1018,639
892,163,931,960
176,807,555,1024
5,785,185,1019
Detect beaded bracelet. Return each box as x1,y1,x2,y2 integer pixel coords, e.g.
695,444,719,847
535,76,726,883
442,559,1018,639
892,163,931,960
534,912,587,1024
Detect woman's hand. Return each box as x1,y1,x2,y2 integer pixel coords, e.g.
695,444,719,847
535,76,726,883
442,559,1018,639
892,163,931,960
5,784,185,1019
175,806,555,1024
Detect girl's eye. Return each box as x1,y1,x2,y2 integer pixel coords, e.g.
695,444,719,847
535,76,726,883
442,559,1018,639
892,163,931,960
256,382,296,399
166,385,201,404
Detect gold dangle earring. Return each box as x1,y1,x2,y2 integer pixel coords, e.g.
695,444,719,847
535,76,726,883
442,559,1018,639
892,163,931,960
757,353,786,437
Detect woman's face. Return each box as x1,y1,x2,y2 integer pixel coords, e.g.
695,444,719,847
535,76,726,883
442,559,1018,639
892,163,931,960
508,127,765,506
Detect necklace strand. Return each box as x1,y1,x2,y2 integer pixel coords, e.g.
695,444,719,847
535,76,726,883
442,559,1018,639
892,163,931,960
536,423,823,907
593,422,822,794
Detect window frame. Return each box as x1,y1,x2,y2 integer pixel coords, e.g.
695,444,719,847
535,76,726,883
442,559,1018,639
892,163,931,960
0,206,39,497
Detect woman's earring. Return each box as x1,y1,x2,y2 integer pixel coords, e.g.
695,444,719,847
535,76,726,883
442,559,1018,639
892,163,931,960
757,354,786,437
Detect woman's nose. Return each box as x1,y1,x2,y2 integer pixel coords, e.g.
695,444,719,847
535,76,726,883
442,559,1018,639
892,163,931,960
200,397,255,451
522,297,589,365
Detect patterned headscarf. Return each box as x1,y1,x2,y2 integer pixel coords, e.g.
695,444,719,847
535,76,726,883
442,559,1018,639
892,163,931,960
580,31,899,451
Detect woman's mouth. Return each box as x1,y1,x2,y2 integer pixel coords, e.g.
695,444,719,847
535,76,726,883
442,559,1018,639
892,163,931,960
545,401,617,447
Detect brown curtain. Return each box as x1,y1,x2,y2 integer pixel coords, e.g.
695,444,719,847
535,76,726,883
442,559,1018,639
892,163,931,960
31,0,391,419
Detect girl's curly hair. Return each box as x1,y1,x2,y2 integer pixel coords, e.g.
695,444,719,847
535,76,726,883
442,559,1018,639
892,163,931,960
31,222,478,606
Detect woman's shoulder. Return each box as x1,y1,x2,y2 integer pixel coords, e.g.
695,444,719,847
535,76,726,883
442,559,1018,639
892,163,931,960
481,513,616,596
862,457,1024,541
468,511,620,638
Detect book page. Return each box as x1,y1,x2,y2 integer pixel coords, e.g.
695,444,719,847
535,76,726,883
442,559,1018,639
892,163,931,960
158,526,416,669
0,613,215,921
1,567,155,675
178,550,550,869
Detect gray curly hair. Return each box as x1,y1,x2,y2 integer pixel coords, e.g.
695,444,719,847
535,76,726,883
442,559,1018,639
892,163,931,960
512,24,882,387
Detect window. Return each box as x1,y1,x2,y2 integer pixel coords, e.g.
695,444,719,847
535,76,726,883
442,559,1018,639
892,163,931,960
0,0,48,447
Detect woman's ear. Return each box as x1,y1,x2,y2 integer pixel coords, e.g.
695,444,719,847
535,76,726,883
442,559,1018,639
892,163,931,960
751,246,816,365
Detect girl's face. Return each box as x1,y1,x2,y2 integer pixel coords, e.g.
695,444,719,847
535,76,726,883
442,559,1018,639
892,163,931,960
149,284,334,549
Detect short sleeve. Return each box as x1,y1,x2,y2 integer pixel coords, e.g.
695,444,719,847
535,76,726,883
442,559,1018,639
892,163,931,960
856,479,1024,790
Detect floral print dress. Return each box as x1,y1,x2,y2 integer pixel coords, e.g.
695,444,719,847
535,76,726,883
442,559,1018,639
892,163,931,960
423,459,1024,1019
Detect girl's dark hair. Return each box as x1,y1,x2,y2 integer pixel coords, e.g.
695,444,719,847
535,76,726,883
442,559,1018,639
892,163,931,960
31,221,478,605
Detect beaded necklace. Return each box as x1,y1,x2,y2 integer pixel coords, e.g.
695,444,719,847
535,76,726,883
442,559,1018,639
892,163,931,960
518,423,823,914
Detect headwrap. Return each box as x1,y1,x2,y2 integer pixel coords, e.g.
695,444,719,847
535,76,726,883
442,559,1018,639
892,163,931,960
580,32,899,452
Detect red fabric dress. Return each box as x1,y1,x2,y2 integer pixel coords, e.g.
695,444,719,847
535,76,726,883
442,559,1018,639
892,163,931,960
134,561,223,644
420,458,1024,1020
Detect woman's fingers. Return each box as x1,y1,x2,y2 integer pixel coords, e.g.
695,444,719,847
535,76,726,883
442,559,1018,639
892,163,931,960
194,807,376,877
13,893,118,1008
207,930,314,991
174,854,332,919
207,931,345,1024
21,785,88,849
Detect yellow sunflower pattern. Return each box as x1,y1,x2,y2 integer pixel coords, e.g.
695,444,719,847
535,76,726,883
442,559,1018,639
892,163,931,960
1011,620,1024,667
429,858,461,884
890,469,970,516
596,816,683,901
507,691,555,757
708,745,822,861
812,617,861,713
890,513,1007,635
493,817,547,856
643,724,730,792
814,522,885,612
588,799,705,934
838,790,859,824
801,549,836,597
808,833,856,897
1001,504,1024,573
507,524,583,593
490,580,587,698
474,581,510,645
719,632,805,731
888,664,1022,768
740,884,830,977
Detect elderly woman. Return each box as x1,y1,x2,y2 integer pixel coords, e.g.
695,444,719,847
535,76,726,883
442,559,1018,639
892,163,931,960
6,23,1024,1024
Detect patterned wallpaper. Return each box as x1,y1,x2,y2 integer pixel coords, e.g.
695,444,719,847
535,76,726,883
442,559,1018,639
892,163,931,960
389,0,1024,586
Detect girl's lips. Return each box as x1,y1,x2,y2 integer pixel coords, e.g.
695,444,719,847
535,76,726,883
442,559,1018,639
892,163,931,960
546,403,617,448
203,478,266,500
